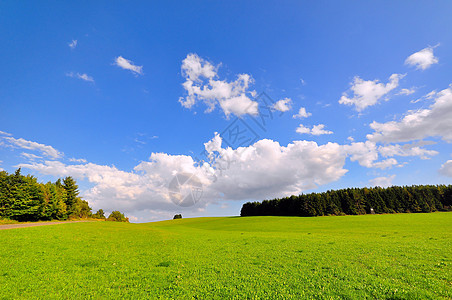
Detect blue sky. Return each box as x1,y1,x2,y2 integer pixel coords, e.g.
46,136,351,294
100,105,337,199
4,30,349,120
1,1,452,222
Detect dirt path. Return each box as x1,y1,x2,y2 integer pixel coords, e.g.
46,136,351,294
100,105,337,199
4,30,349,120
0,220,93,230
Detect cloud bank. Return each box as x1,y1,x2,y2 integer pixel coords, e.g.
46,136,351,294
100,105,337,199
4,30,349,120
19,134,349,213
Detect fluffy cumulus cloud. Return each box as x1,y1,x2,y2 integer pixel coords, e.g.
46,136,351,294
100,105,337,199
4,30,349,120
179,53,258,117
367,84,452,143
115,56,143,75
405,46,439,70
439,160,452,177
343,141,398,169
272,98,292,112
293,107,311,119
204,137,348,200
1,136,62,159
19,134,349,214
296,124,333,136
339,74,404,111
344,141,378,168
369,175,395,188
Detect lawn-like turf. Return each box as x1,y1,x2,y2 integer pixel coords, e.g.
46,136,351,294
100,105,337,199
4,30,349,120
0,213,451,299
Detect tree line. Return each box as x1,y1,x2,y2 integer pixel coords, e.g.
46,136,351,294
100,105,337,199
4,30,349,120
0,169,128,222
241,185,452,217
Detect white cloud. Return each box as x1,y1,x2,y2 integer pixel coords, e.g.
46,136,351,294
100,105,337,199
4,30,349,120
378,144,438,160
343,140,435,169
369,175,395,188
293,107,311,119
295,124,311,135
77,73,94,82
339,74,404,111
367,84,452,143
68,39,77,49
372,159,399,170
411,90,437,104
21,153,42,160
272,98,292,112
0,131,12,136
115,56,143,75
312,124,333,136
296,124,333,136
219,93,258,117
69,158,87,163
204,132,222,154
181,53,216,82
343,141,379,168
179,53,258,117
66,72,94,83
2,136,62,159
204,138,348,200
398,88,416,96
439,160,452,177
405,46,439,70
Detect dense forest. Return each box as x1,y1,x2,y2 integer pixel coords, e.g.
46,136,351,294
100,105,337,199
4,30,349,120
241,185,452,217
0,169,128,222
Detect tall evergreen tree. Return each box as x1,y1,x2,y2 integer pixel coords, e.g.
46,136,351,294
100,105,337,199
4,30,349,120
62,176,79,216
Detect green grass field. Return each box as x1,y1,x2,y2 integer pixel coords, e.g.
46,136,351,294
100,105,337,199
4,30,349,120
1,213,451,299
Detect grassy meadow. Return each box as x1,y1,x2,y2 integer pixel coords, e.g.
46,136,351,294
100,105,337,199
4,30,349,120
1,213,451,299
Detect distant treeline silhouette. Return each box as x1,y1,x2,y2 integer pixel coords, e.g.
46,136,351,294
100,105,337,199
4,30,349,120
241,185,452,217
0,168,128,222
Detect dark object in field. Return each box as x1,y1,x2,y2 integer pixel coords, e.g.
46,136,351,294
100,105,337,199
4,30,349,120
173,214,182,219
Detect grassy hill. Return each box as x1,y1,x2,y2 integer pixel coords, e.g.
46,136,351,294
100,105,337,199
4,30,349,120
1,213,451,299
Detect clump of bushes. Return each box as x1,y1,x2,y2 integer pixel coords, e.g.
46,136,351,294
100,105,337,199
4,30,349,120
107,210,129,222
92,209,106,220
